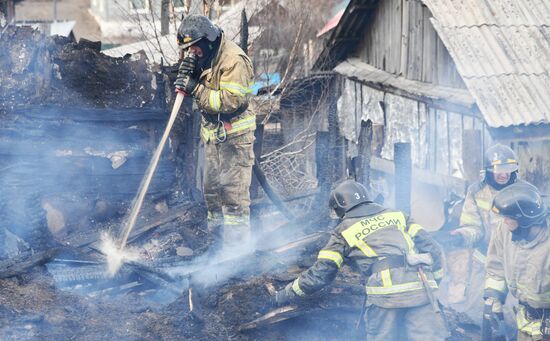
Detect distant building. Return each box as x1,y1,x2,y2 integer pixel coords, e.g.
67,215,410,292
0,0,15,24
89,0,224,45
15,20,76,40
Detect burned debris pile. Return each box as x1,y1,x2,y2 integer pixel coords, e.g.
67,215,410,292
0,26,156,110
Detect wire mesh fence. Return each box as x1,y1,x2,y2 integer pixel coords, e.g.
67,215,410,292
258,131,318,215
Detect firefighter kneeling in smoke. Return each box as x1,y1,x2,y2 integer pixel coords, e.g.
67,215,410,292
274,179,448,340
484,182,550,341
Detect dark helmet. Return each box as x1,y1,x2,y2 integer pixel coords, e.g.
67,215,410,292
329,180,371,218
177,15,221,49
492,182,547,228
484,144,519,173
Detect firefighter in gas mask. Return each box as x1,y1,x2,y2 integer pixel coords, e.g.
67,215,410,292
175,15,255,248
273,179,447,340
485,182,550,340
448,144,527,324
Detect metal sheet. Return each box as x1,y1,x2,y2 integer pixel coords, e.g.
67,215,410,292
423,0,550,26
423,0,550,128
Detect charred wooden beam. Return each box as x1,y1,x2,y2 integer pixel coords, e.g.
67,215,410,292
0,248,58,279
238,305,300,331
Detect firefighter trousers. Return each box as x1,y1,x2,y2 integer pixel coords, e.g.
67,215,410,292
365,303,448,341
203,132,255,247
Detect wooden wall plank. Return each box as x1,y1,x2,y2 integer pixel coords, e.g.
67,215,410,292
354,0,467,88
421,4,435,83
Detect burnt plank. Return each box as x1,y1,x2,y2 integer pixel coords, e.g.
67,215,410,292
0,248,58,279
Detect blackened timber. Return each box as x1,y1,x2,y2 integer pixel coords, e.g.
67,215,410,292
250,124,265,200
238,305,300,331
240,9,248,54
0,248,58,279
355,119,373,186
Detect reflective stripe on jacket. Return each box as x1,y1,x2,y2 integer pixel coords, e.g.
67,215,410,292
485,218,550,310
199,114,256,142
516,305,544,338
192,33,255,143
291,204,445,309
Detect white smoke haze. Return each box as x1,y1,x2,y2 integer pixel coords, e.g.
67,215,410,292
156,212,313,290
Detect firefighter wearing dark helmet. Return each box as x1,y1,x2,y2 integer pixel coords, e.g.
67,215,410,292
485,182,550,340
274,179,447,340
175,15,255,248
448,144,527,324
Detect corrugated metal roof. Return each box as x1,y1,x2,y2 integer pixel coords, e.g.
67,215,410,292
423,0,550,128
422,0,550,27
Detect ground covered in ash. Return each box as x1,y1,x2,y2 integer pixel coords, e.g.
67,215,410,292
0,242,361,340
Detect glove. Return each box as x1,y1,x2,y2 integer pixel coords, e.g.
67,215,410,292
178,54,198,77
272,282,296,307
450,228,477,246
175,74,198,95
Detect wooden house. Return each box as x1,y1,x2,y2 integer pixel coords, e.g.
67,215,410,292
295,0,550,227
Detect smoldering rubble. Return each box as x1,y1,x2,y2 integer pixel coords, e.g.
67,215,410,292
0,26,480,341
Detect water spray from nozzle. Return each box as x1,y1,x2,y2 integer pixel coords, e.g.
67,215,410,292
102,59,189,275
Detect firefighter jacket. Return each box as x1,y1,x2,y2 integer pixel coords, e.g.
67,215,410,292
290,203,445,309
485,220,550,337
459,179,528,263
191,32,255,144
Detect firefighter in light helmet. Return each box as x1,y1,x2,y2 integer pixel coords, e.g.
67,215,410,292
274,179,447,340
485,182,550,340
483,144,520,190
447,144,526,327
175,15,256,249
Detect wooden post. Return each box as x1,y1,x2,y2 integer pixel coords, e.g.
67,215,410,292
400,0,410,76
188,0,203,15
240,9,248,54
355,119,373,188
328,93,341,183
250,124,264,199
462,129,482,183
315,131,330,192
394,142,411,215
160,0,170,36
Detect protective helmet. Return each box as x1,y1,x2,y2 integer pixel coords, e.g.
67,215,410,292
484,144,519,173
492,182,547,228
329,180,371,218
177,15,221,49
